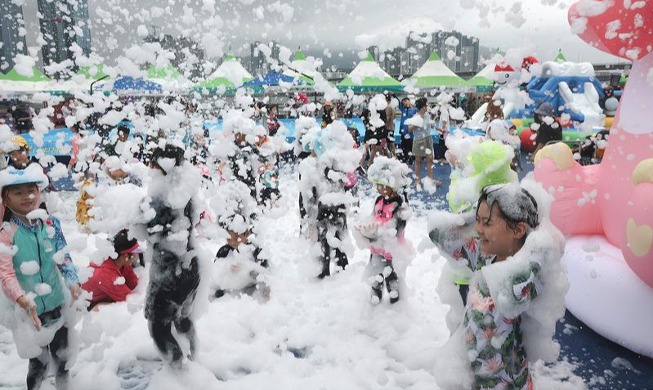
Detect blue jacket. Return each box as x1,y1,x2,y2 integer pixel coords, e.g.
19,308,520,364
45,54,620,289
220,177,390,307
399,105,418,140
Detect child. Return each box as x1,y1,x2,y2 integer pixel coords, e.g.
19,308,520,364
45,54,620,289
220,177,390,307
75,170,95,230
81,229,142,311
7,135,32,168
429,182,567,389
355,156,412,304
211,181,270,301
144,144,201,370
0,164,81,390
311,123,361,279
506,120,522,172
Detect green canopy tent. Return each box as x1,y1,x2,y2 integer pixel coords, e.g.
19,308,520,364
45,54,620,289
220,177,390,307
554,49,568,62
405,52,467,90
0,66,52,93
147,63,191,91
283,48,315,85
466,51,502,93
194,53,258,95
338,53,403,93
47,64,113,94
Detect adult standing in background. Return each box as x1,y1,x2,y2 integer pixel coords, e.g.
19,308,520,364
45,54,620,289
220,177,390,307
384,93,396,157
409,98,436,187
12,103,33,134
530,102,562,161
398,97,417,165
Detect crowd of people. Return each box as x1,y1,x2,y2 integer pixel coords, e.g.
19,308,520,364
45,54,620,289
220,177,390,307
0,91,571,390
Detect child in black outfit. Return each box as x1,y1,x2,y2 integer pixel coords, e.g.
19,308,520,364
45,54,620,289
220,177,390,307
211,181,270,301
144,144,201,370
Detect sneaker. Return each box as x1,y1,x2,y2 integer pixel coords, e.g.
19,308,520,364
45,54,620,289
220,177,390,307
371,287,382,305
389,290,399,304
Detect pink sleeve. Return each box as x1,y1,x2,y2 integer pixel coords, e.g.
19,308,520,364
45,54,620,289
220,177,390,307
0,229,24,302
70,136,79,166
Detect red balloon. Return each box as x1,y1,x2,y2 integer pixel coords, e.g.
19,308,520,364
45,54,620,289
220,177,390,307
569,1,653,61
520,128,537,153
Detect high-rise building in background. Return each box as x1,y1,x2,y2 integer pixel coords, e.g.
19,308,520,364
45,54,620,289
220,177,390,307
37,0,92,76
248,41,266,75
383,47,416,77
143,32,205,79
405,32,432,74
0,0,28,72
246,41,282,75
432,30,479,73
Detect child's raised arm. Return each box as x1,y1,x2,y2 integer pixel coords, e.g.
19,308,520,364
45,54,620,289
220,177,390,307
427,210,478,266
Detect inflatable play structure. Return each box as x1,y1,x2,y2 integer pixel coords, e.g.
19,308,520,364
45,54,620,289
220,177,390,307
534,0,653,358
465,56,606,145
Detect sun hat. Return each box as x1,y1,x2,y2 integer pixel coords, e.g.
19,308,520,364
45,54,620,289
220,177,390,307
0,164,49,193
534,102,555,117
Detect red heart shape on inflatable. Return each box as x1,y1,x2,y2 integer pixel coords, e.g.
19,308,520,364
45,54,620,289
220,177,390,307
569,0,653,61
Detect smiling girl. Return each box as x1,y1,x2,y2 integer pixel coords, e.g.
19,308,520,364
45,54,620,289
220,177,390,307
0,164,81,390
429,182,567,389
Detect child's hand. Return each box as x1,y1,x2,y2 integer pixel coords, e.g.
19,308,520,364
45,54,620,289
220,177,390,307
17,296,41,331
355,221,378,235
70,283,82,305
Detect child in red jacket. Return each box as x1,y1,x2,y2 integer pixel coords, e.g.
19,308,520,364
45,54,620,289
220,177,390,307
82,229,142,311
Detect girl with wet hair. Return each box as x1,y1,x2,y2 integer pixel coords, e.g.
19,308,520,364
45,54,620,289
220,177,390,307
429,182,567,390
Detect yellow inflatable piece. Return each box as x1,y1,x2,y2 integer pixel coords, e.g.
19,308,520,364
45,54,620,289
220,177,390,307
534,142,574,170
627,218,653,257
509,118,523,128
604,116,614,128
632,159,653,185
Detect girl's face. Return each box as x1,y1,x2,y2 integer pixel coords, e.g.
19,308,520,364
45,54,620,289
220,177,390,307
377,184,396,198
10,149,30,167
475,200,525,261
4,183,40,215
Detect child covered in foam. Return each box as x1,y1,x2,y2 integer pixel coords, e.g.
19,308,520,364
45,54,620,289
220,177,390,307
428,179,568,389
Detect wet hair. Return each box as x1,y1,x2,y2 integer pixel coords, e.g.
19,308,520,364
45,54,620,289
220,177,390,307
415,97,427,110
117,125,130,136
151,144,185,171
477,183,539,240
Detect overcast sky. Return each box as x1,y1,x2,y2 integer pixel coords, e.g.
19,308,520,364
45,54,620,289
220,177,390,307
22,0,626,71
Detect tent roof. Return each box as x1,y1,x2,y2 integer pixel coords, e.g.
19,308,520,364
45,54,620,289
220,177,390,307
112,76,163,92
408,51,465,87
243,70,305,87
466,52,504,87
76,64,109,80
284,50,323,85
293,48,307,61
199,54,253,88
1,66,50,82
555,49,567,62
466,62,496,86
147,63,182,79
338,55,401,91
